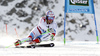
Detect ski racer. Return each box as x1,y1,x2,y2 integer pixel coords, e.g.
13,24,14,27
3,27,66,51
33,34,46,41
14,10,57,46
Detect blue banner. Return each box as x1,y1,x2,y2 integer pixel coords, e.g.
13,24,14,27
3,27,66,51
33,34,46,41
65,0,94,14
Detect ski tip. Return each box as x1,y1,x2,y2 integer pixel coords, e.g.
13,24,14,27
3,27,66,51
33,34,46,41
50,43,55,47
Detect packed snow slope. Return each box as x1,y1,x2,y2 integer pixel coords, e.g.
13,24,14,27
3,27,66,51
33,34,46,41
0,41,100,56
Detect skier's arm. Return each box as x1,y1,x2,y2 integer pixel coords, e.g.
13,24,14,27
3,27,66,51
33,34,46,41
48,23,57,41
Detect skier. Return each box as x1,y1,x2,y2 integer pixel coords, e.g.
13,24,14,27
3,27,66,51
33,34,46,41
14,10,57,46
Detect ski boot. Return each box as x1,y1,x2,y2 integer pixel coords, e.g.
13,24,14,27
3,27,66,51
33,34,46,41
14,40,22,46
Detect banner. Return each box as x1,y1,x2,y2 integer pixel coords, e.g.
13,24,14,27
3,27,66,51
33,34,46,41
65,0,94,14
64,0,99,44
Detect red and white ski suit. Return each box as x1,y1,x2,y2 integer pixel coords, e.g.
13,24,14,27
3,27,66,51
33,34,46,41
21,17,57,43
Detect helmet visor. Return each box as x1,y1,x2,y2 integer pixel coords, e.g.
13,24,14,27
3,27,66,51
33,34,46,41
48,16,55,20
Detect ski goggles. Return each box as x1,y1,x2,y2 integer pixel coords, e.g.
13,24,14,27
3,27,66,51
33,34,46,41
48,16,55,20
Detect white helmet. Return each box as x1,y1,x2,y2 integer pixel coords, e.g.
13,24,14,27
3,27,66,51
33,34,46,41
46,10,55,21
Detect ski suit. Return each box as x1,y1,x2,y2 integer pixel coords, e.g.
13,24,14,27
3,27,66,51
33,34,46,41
20,17,57,44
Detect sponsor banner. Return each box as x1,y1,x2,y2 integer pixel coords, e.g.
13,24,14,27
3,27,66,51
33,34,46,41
65,0,94,14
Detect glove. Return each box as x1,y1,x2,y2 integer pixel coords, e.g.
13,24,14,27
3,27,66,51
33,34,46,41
50,34,55,41
48,28,55,33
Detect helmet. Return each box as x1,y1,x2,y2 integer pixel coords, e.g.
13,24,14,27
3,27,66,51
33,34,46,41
46,10,55,21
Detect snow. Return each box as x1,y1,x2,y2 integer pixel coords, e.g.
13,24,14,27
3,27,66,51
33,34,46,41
0,34,100,56
0,0,100,56
0,34,99,56
0,41,100,56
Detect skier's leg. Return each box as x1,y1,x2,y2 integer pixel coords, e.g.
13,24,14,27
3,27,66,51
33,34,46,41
33,36,42,43
15,32,34,46
14,27,41,46
31,33,50,44
28,27,43,44
29,37,41,44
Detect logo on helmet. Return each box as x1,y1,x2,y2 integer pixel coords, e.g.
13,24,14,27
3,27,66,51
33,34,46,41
46,10,55,17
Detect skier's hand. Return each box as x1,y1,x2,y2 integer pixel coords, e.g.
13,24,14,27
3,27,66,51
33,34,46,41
48,28,55,33
50,34,55,41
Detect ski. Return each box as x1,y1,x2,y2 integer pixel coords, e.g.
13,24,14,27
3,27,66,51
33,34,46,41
36,43,54,47
16,45,36,48
15,43,54,48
